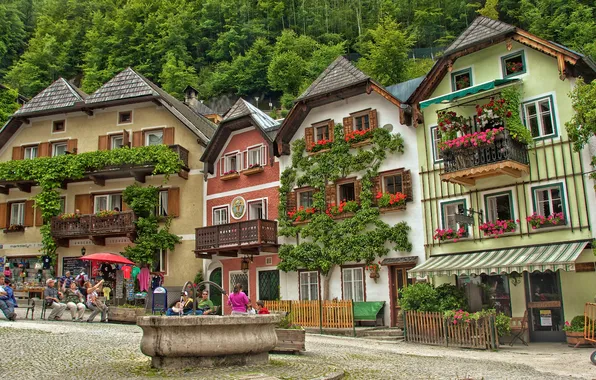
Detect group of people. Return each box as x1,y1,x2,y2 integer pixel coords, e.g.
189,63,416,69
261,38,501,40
227,283,269,315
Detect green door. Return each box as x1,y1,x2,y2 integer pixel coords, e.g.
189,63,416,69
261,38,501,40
258,270,280,300
209,268,222,315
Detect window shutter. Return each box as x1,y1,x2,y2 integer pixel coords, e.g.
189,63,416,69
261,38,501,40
328,120,335,142
12,146,23,160
305,127,314,151
38,142,50,157
167,187,180,217
67,139,78,154
98,135,109,151
123,129,130,147
325,183,337,206
369,109,378,130
236,152,243,171
286,191,297,212
371,176,382,204
343,116,353,136
354,180,363,203
163,127,175,145
132,131,142,147
75,194,93,215
219,157,224,176
403,170,413,201
0,203,7,229
35,202,43,226
24,200,34,227
261,145,267,166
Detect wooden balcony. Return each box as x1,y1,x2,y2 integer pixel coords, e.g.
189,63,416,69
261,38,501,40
441,130,529,186
194,219,278,258
51,211,136,246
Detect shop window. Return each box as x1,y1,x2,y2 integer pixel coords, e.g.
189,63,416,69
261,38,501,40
353,112,370,131
52,120,65,133
111,134,124,150
502,51,526,78
248,199,266,220
247,146,264,167
383,172,403,194
10,202,25,226
527,271,563,333
338,182,356,202
451,68,473,91
213,206,229,225
299,271,319,301
298,190,314,208
118,111,133,124
523,96,556,139
145,130,163,146
485,191,514,222
315,123,330,141
24,146,38,160
156,190,168,217
441,199,466,231
342,267,364,302
457,274,512,317
152,249,167,273
52,142,68,157
94,194,122,213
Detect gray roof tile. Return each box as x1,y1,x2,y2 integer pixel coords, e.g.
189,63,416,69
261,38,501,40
224,98,279,131
189,101,217,116
445,16,516,54
297,56,369,100
85,67,157,104
15,78,85,115
386,76,426,102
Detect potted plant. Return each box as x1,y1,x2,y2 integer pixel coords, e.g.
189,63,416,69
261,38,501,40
433,227,467,242
564,315,589,347
4,224,25,233
479,219,518,238
376,191,407,210
287,206,316,223
310,138,333,152
325,200,360,218
345,129,373,145
95,209,119,218
526,212,565,229
366,262,381,280
273,313,305,353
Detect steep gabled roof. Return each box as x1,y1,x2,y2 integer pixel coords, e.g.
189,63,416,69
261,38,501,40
85,67,157,104
386,76,426,102
15,78,86,116
191,101,217,116
445,16,515,55
223,98,279,131
297,56,369,101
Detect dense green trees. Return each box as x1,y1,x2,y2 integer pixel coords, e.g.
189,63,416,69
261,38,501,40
0,0,594,108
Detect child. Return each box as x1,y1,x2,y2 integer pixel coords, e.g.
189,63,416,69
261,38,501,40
256,300,270,314
247,302,257,315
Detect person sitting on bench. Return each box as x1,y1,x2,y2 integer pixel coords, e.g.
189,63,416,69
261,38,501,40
196,290,215,315
0,275,16,321
166,291,193,316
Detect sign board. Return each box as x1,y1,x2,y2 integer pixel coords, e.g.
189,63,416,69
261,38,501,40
454,213,474,225
575,262,595,273
152,286,168,313
539,310,552,326
115,270,124,299
62,257,91,277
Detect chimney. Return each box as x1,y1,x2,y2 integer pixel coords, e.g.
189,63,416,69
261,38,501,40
184,86,199,108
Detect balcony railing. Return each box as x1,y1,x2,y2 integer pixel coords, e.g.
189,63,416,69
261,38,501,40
51,211,136,240
195,219,278,254
169,144,189,170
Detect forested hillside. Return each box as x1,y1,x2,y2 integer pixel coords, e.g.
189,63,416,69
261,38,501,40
1,0,595,114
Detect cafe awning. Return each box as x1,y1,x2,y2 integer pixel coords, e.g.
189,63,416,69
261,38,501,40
408,241,590,278
419,78,520,109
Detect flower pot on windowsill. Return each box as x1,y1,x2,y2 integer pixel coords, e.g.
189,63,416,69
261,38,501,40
379,204,407,213
3,225,25,233
369,271,380,279
565,331,590,347
241,166,264,176
221,172,240,181
534,219,567,229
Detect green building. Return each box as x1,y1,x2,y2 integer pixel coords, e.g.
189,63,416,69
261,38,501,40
408,17,596,342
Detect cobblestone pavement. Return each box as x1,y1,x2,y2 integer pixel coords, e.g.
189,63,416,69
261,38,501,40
1,315,595,379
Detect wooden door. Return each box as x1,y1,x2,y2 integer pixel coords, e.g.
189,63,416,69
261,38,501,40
390,266,414,327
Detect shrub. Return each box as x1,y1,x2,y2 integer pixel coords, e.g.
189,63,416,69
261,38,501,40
564,315,586,332
399,283,440,312
495,313,511,337
435,284,467,312
277,313,302,329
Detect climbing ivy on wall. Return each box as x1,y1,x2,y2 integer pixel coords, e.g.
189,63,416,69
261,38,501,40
277,126,412,296
0,145,182,263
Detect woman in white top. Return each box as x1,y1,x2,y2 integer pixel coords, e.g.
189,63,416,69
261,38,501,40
62,281,86,321
85,280,108,323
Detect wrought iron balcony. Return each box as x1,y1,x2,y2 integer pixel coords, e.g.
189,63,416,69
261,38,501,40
440,130,529,186
194,219,278,258
51,211,136,246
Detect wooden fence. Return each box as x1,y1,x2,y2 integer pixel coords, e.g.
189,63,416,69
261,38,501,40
264,300,354,329
404,311,499,350
584,303,596,342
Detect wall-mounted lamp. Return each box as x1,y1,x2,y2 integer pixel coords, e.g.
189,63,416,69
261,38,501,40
241,256,250,274
81,247,86,256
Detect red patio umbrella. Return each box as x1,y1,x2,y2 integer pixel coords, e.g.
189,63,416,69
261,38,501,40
79,252,134,265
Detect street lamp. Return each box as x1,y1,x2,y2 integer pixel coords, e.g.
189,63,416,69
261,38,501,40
81,247,86,256
241,256,250,274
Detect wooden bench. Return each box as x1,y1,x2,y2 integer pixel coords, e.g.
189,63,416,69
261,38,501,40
509,310,528,346
13,291,36,320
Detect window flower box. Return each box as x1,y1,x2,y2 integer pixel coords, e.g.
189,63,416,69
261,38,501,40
479,219,518,238
526,212,566,230
242,165,264,176
439,127,505,151
433,227,467,242
325,200,360,218
95,210,119,218
345,129,373,146
376,191,407,210
288,206,316,224
3,224,25,233
309,139,333,153
221,171,240,181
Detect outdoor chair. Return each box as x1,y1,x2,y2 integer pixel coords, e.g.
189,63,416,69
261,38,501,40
509,310,528,346
13,291,36,320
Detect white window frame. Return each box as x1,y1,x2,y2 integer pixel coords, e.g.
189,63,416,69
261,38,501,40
248,199,267,220
23,146,38,160
157,190,169,217
523,96,557,139
52,142,68,157
342,267,364,302
213,206,229,225
297,189,314,208
117,110,133,125
440,199,467,231
152,249,167,273
10,202,25,226
93,194,122,213
532,184,565,218
246,145,266,168
111,134,124,150
299,271,319,301
485,191,514,223
145,130,164,146
220,151,242,175
430,126,443,162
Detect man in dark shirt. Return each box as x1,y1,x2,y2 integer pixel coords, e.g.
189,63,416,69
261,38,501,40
44,279,66,321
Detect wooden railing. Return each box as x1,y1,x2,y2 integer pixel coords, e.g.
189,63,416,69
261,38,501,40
584,303,596,342
195,219,277,251
404,310,499,350
169,144,189,169
264,300,354,329
51,211,136,238
442,129,529,174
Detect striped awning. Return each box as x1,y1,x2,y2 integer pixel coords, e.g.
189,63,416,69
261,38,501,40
408,241,590,278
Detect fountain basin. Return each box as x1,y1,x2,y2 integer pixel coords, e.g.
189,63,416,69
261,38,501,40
137,314,282,369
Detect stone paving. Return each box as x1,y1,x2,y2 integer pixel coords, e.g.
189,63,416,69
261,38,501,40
1,311,595,379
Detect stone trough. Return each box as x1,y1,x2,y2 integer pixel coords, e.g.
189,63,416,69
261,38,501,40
137,314,282,369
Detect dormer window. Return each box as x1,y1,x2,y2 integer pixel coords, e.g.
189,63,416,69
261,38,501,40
451,68,472,91
502,51,526,78
247,146,265,168
52,120,65,133
118,111,133,124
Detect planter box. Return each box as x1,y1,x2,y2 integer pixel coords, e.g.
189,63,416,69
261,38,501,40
351,139,372,148
308,148,330,155
379,204,407,214
221,172,240,181
3,225,25,233
242,166,264,176
108,307,146,323
534,219,567,229
273,328,306,353
566,331,590,347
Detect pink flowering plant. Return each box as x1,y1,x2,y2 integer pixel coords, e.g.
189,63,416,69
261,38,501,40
439,127,504,151
437,111,468,140
479,219,518,237
433,227,467,242
222,169,238,176
475,98,512,128
526,212,565,229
